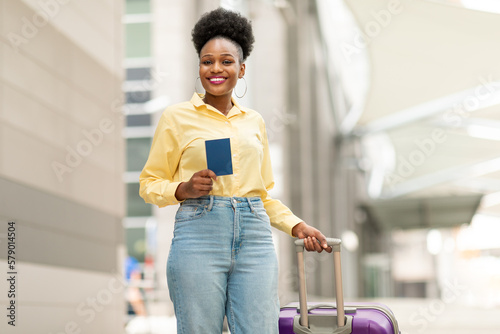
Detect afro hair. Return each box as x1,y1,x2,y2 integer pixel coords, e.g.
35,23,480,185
192,7,255,62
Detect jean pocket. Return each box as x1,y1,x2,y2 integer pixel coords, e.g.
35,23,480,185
253,207,270,223
175,204,207,222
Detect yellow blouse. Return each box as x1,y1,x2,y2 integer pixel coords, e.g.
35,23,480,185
139,93,303,236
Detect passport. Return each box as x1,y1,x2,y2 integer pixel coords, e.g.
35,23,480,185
205,138,233,176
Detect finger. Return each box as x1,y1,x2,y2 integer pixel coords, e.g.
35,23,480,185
303,237,311,251
191,181,206,190
194,169,210,179
317,235,333,253
206,169,218,181
305,237,316,252
303,236,315,252
195,183,213,191
311,230,327,249
197,177,213,186
192,172,213,183
198,169,218,181
309,229,330,251
311,237,323,253
317,236,332,253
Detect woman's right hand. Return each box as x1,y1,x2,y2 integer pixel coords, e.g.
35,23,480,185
175,169,217,201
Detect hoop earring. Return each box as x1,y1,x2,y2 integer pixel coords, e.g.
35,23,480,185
195,77,204,95
234,77,247,98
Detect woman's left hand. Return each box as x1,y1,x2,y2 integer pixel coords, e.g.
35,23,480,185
292,222,333,253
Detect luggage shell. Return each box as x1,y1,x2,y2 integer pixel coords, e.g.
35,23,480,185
279,302,399,334
280,239,400,334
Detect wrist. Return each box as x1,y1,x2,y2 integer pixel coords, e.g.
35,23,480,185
292,222,306,237
175,182,186,201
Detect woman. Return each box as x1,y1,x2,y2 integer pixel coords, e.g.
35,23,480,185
139,7,331,334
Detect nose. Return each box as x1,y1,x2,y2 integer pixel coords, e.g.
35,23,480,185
211,61,222,73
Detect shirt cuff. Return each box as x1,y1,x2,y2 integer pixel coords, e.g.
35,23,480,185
281,215,304,237
163,181,185,206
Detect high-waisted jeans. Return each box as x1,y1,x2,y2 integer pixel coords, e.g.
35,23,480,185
167,196,279,334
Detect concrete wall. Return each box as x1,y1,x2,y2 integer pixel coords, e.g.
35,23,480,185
283,0,361,299
0,0,125,332
147,0,200,317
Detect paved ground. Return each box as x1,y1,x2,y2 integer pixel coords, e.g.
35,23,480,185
386,298,500,334
125,298,500,333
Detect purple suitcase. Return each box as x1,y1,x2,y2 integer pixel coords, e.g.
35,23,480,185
279,238,400,334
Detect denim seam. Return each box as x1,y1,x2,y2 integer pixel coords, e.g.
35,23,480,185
169,258,185,334
228,213,236,277
246,197,255,213
227,293,237,334
174,207,207,222
208,195,214,211
252,208,270,223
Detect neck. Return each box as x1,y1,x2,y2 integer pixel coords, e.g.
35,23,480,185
203,93,233,116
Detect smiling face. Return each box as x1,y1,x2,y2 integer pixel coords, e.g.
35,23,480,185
199,37,245,101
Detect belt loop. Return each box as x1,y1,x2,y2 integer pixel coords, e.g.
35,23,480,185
246,197,255,213
208,195,214,211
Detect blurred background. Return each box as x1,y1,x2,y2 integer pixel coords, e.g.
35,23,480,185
1,0,500,333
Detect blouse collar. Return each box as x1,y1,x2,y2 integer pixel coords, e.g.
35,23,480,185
190,93,249,117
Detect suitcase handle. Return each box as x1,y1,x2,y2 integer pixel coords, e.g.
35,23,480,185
294,237,341,251
297,303,356,314
295,238,345,329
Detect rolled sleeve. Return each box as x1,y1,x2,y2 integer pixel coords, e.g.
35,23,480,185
139,112,183,207
263,195,303,236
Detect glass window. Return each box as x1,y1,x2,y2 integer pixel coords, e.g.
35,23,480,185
127,183,152,217
126,0,151,15
126,67,152,81
125,227,146,263
127,114,152,127
126,22,151,58
127,137,152,171
126,90,151,104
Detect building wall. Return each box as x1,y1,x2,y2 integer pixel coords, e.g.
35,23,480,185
0,0,125,332
283,0,361,299
149,0,200,316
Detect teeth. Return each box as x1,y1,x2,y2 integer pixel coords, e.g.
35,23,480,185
210,78,225,82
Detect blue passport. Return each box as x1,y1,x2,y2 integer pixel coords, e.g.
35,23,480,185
205,138,233,176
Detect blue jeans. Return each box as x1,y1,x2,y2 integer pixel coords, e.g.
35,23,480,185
167,196,279,334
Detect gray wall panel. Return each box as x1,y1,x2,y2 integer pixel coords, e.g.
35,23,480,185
0,176,122,273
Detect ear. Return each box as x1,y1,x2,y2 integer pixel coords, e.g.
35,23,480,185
238,63,246,78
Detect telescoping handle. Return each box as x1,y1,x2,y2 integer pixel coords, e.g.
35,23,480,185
295,238,345,329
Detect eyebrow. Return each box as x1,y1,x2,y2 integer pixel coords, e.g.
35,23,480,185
201,53,236,58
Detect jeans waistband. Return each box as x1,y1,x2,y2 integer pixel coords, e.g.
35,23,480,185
181,195,262,212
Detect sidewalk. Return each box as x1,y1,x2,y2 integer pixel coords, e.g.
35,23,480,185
387,298,500,334
125,315,230,334
124,298,500,333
